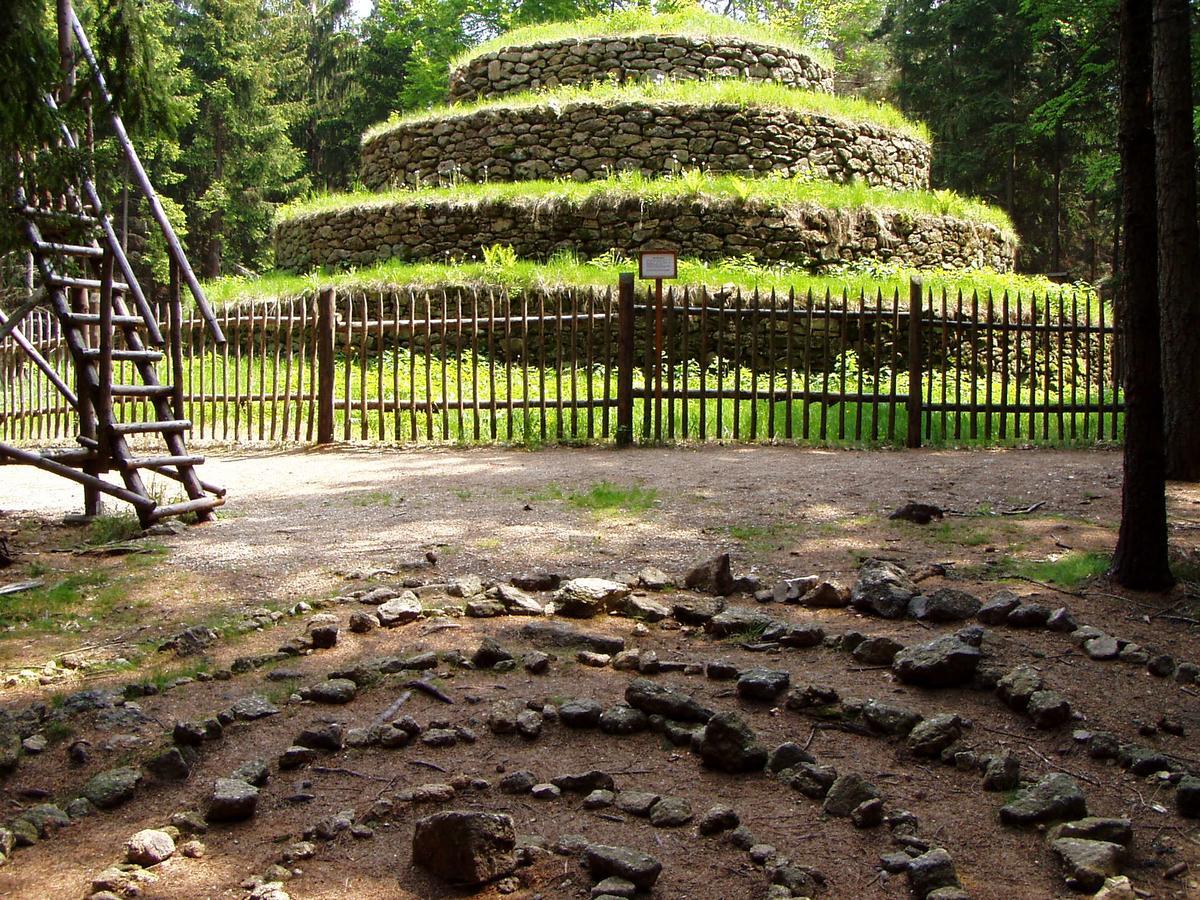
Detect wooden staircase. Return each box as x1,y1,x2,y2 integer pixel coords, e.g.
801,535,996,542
0,7,226,527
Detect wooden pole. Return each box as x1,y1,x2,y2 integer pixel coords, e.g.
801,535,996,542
616,273,635,447
316,287,335,444
906,277,924,449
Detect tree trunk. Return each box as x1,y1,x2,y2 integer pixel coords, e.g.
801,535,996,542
1154,0,1200,481
1110,0,1174,590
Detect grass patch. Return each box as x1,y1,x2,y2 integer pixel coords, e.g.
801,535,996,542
529,480,657,512
366,80,927,143
205,255,1066,312
0,571,112,631
725,522,802,553
347,490,400,507
1001,551,1110,588
280,169,1016,236
86,513,143,545
453,8,834,71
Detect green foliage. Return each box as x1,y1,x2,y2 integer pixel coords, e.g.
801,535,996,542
281,169,1015,233
366,79,929,142
564,481,659,511
173,0,305,276
86,513,143,545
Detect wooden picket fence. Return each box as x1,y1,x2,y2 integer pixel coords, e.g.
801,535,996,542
0,279,1124,448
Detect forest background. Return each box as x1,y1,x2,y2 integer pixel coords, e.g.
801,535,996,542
0,0,1171,289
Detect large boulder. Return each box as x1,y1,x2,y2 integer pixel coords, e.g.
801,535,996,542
851,559,918,618
412,811,515,885
892,635,981,687
698,712,768,773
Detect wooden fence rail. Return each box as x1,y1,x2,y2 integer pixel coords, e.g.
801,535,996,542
0,279,1124,449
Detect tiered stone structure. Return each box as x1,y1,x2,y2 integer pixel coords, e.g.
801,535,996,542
276,19,1017,275
361,103,932,191
447,33,834,102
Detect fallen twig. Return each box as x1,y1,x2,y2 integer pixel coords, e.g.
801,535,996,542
0,580,43,596
371,690,412,727
408,759,447,773
312,766,388,782
405,679,453,704
1007,575,1087,598
1027,745,1100,786
1002,501,1048,516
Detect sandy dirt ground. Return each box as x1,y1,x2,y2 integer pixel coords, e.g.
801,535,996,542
0,445,1197,900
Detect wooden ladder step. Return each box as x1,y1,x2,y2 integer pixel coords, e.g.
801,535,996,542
148,495,225,523
48,274,132,292
80,348,163,362
110,419,191,435
110,384,174,398
35,241,104,258
118,454,205,471
21,206,98,226
66,312,146,326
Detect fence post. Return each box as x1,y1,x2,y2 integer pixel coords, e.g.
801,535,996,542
906,277,924,449
316,287,335,444
616,273,635,447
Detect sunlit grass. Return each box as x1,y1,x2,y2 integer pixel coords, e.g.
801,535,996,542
452,8,834,71
365,80,927,143
1000,551,1112,587
279,170,1015,236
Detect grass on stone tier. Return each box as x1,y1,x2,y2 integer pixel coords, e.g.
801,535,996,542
203,256,1067,311
279,170,1016,235
452,8,834,71
364,79,929,143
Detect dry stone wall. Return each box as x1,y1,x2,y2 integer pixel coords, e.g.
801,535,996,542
275,196,1016,274
449,34,833,103
362,103,931,191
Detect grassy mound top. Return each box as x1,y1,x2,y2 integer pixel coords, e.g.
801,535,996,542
280,171,1015,236
453,8,833,72
207,254,1066,310
365,80,929,144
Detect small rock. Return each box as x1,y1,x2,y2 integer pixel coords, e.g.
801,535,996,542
559,698,603,728
125,829,175,865
977,591,1021,624
907,848,960,897
1046,607,1077,632
348,610,377,633
800,580,850,608
376,593,422,626
208,779,259,822
599,704,648,735
982,752,1020,791
1027,690,1072,728
1007,603,1052,628
554,578,630,618
498,772,536,794
862,700,922,736
850,559,918,618
1000,773,1087,826
737,668,790,701
301,679,358,704
851,798,885,828
584,844,662,891
823,774,881,817
472,638,513,669
531,783,561,800
698,712,767,773
412,811,515,885
908,588,981,622
1051,838,1125,892
83,767,141,810
767,742,816,773
551,770,614,793
683,553,736,596
697,805,739,835
583,790,615,810
1084,635,1120,660
578,650,611,667
648,796,692,827
1176,775,1200,817
231,695,280,720
523,651,550,673
852,636,905,666
892,635,981,687
906,714,965,757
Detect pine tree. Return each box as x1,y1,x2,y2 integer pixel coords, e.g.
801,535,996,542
173,0,305,277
